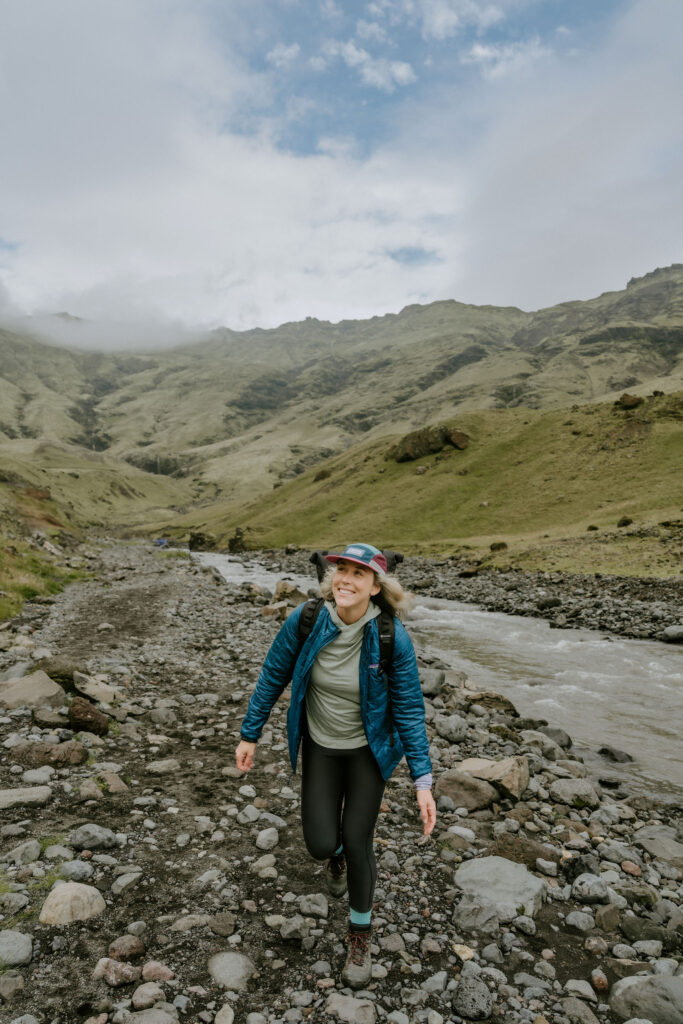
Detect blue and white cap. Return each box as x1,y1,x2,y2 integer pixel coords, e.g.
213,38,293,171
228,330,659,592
325,543,387,576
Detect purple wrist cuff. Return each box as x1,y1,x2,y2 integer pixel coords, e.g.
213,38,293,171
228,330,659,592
414,773,433,791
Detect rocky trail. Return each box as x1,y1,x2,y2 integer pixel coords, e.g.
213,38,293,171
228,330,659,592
0,541,681,1024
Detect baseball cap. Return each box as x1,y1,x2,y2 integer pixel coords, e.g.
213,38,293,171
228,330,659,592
325,543,387,576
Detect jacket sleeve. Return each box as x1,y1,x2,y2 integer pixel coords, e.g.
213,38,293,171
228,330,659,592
239,604,304,742
388,620,432,781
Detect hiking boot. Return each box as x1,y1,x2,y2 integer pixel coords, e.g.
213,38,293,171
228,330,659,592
341,926,372,989
325,853,347,898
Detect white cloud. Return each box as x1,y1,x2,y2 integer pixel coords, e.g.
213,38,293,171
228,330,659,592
324,39,417,91
363,0,504,39
266,42,301,69
461,37,551,79
320,0,342,19
356,19,387,43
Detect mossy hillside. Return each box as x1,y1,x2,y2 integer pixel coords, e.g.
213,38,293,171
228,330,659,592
0,536,84,621
0,440,194,531
200,393,683,574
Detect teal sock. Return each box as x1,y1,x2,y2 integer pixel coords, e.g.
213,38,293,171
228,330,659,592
350,908,372,928
334,844,343,856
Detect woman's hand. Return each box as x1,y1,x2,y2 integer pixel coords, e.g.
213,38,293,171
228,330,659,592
236,740,256,772
417,789,437,836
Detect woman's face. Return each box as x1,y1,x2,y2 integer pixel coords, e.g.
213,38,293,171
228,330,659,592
332,559,380,623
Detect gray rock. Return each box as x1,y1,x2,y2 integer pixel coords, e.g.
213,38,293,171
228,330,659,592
280,914,309,940
566,910,595,933
633,939,663,957
125,1011,178,1024
111,871,142,895
0,930,33,967
451,976,493,1019
298,893,328,919
256,827,279,850
70,823,117,850
454,855,546,919
0,786,52,810
59,859,95,882
0,670,66,710
0,892,30,914
379,849,400,871
324,992,376,1023
609,975,683,1024
207,951,257,991
5,839,41,865
8,1017,40,1024
146,758,181,775
21,766,55,784
633,825,683,868
420,669,445,696
549,778,601,808
661,624,683,642
561,997,600,1024
434,714,468,743
565,978,598,1002
434,770,497,811
452,894,500,935
572,873,610,904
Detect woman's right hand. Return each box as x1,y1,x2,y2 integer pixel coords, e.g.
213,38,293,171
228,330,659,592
236,740,256,772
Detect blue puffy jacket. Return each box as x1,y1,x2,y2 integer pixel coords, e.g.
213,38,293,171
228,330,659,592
240,602,432,782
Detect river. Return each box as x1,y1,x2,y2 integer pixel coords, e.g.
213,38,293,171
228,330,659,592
195,552,683,801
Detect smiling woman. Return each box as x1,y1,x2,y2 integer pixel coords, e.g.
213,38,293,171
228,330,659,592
235,541,435,989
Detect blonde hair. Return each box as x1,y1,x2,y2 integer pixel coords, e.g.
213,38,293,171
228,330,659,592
319,565,413,620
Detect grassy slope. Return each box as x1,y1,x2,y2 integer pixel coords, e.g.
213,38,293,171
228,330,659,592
185,392,683,576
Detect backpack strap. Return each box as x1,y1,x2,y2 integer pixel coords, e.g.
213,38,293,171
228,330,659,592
377,609,395,674
297,597,325,657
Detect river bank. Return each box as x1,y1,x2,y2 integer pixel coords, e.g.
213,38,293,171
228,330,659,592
268,549,682,643
0,540,681,1024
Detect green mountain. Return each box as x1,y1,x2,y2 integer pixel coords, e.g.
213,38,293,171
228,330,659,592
0,264,681,578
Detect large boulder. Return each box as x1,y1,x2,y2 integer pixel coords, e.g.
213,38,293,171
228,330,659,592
457,756,529,800
454,856,546,920
632,825,683,869
0,670,65,710
609,975,683,1024
435,770,497,811
39,882,106,924
549,778,601,809
388,424,470,463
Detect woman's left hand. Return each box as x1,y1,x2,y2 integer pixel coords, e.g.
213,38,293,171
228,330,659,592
416,789,437,836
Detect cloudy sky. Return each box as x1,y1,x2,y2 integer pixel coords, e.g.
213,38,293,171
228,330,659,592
0,0,681,339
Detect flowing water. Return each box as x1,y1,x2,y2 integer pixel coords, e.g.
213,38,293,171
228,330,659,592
196,552,683,801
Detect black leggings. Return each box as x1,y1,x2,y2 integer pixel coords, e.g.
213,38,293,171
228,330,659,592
301,733,386,914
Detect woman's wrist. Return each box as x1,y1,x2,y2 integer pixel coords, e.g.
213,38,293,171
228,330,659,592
414,773,433,791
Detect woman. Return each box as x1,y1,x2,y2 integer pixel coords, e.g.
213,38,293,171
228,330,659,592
235,542,436,989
